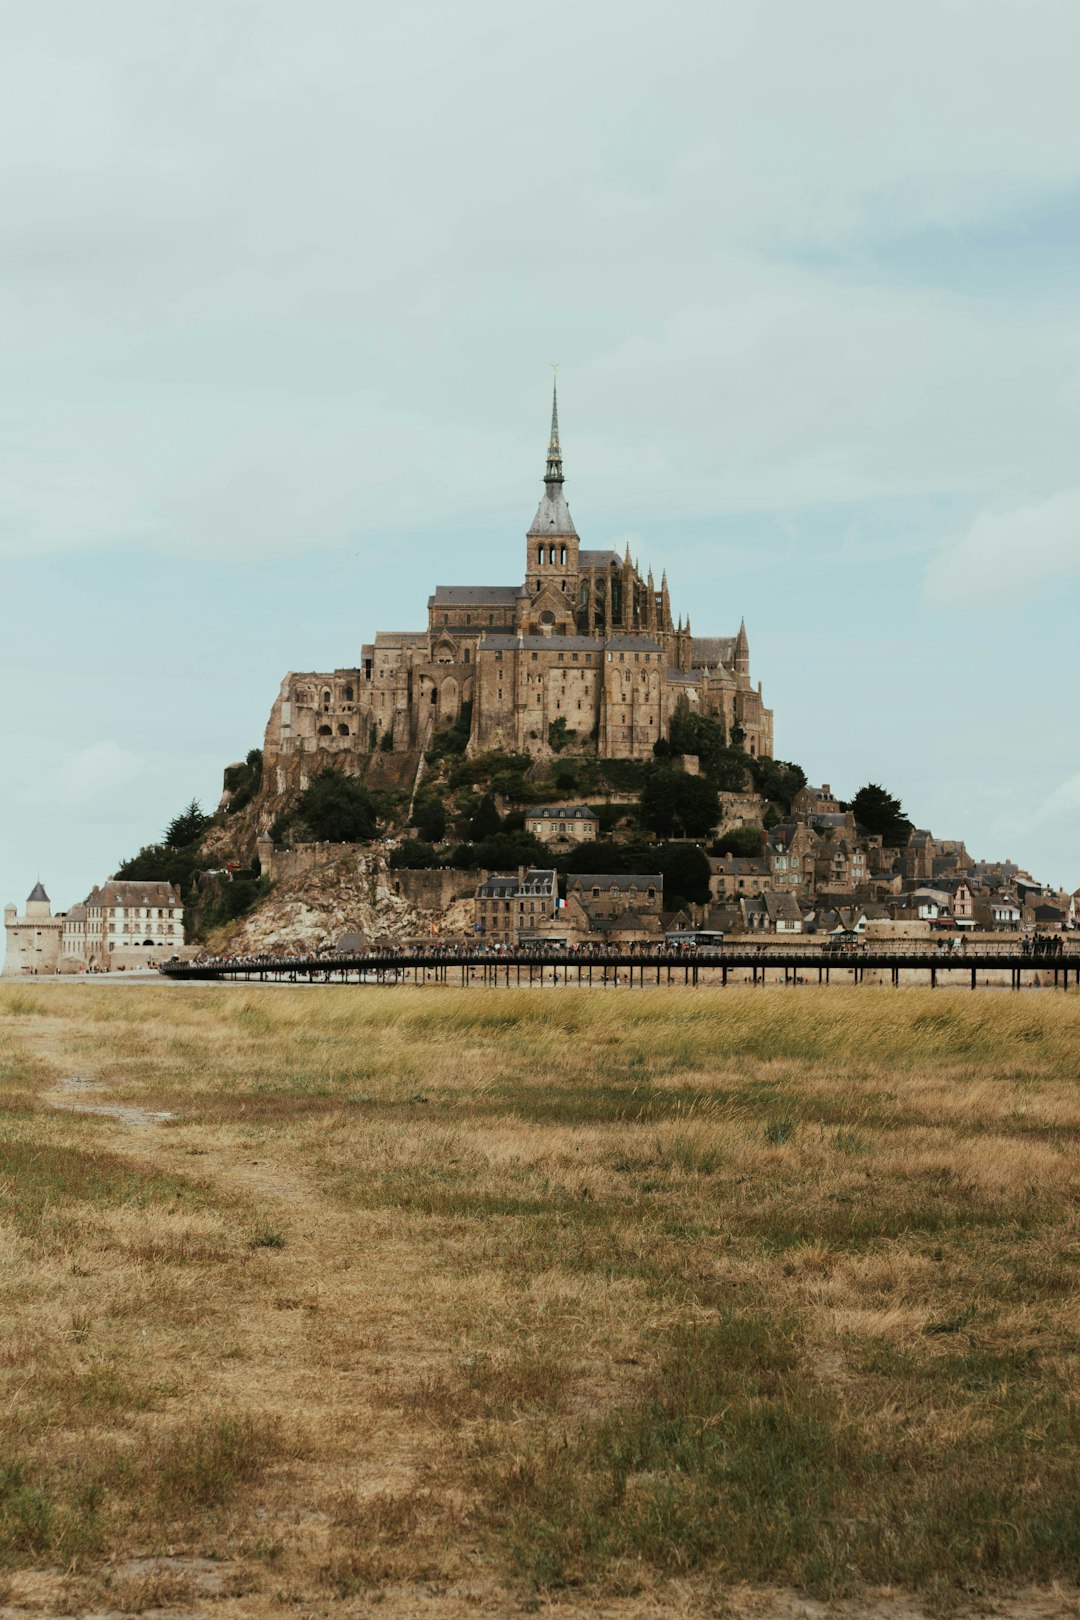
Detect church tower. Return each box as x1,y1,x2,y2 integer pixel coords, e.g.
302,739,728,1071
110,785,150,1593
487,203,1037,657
524,379,580,610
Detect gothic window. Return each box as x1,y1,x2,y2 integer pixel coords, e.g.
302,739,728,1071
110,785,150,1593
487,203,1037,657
560,546,566,565
537,546,544,566
321,689,331,710
463,648,470,663
430,688,437,703
343,685,354,700
443,614,449,625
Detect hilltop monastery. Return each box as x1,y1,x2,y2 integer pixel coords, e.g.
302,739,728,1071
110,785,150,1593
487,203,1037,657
262,388,773,791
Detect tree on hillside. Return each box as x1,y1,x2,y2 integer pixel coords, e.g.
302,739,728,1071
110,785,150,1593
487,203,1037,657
294,769,378,843
713,826,765,858
469,794,502,840
165,799,210,849
562,839,711,910
748,757,807,815
640,766,720,839
450,830,548,870
850,783,913,847
412,797,447,843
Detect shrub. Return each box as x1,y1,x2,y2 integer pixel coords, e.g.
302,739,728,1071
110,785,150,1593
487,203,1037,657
640,766,720,838
292,769,378,843
470,794,503,840
222,749,263,815
412,797,447,842
713,826,765,858
390,841,442,870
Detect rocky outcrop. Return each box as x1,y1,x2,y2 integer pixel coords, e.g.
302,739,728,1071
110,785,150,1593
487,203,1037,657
213,845,471,954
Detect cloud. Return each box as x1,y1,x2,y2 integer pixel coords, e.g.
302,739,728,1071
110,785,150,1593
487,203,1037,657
923,490,1080,608
1028,774,1080,829
55,741,141,804
3,3,1080,563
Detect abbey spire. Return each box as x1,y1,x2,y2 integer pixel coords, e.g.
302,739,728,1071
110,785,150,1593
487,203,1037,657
545,376,564,486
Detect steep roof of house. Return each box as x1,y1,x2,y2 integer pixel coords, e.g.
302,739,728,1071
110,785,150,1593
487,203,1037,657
568,873,663,891
477,869,557,898
525,805,598,820
578,548,621,569
764,890,803,922
89,880,181,909
27,882,49,902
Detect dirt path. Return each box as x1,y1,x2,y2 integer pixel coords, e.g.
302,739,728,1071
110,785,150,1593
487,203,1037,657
43,1074,176,1128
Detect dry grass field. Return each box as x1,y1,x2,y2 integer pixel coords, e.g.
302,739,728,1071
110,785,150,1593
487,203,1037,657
2,983,1080,1620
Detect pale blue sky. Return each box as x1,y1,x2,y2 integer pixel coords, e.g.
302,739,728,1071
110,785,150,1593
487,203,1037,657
2,0,1079,914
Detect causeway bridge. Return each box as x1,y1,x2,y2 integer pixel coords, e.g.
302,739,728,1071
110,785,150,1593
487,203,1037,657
160,945,1079,991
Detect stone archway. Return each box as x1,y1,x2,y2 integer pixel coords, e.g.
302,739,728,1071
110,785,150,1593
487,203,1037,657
439,676,459,724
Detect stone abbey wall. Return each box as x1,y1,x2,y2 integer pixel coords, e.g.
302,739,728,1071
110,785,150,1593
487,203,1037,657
256,390,775,826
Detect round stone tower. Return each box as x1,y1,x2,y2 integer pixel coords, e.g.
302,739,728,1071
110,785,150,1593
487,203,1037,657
2,883,63,977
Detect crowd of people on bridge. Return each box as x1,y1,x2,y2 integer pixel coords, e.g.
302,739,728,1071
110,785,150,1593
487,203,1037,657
170,932,1077,977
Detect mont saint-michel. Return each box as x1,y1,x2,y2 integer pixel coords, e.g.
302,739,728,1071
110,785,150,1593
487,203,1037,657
262,385,773,798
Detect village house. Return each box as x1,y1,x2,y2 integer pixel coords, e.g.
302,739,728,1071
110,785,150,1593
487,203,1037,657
563,873,665,945
791,783,841,820
740,890,805,933
474,868,558,946
974,893,1023,932
766,824,818,895
524,804,600,846
709,856,771,902
812,837,870,894
564,873,663,920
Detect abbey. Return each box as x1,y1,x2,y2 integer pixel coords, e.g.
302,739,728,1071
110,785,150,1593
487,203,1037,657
262,388,773,789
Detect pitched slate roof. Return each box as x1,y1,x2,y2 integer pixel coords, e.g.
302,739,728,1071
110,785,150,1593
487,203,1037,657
88,881,182,909
476,869,557,898
480,634,604,652
525,805,599,821
528,485,578,537
27,882,49,902
691,636,736,667
578,549,621,568
429,586,520,606
567,873,663,892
